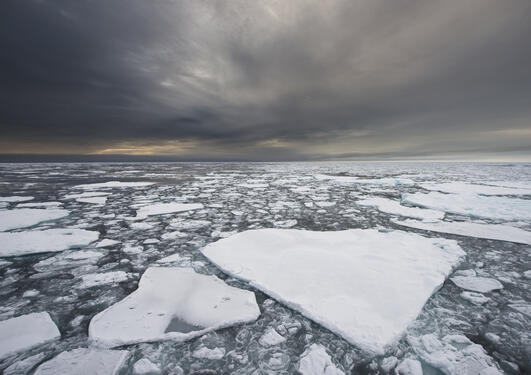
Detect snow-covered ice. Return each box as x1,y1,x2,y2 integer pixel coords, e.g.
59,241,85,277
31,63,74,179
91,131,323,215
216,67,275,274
33,348,128,375
0,196,34,202
78,271,131,289
259,328,286,346
76,196,107,204
402,192,531,221
298,344,344,375
420,181,531,196
393,219,531,244
0,208,69,231
0,228,99,257
135,202,204,219
357,197,444,221
450,276,503,293
202,228,464,354
74,181,155,190
89,267,260,347
0,312,60,359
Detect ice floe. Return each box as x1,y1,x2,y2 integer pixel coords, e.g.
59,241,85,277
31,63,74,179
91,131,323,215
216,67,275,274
420,181,531,196
314,174,415,186
78,271,131,289
298,344,344,375
0,312,60,359
135,202,204,220
259,328,286,346
0,208,69,231
33,348,129,375
74,181,155,190
202,228,465,354
76,196,107,204
0,228,99,257
450,275,503,293
402,192,531,221
0,196,34,202
357,197,444,221
393,219,531,244
89,267,260,347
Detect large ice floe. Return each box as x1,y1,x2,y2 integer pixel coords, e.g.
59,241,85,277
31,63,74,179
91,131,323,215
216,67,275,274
420,181,531,196
0,208,69,231
314,174,415,186
0,228,99,257
33,348,129,375
89,267,260,347
135,202,204,220
201,228,465,354
402,192,531,220
0,312,60,359
74,181,155,190
357,197,444,221
393,219,531,244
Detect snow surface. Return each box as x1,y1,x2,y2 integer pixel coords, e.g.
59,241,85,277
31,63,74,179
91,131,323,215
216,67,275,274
74,181,155,190
0,312,60,359
393,219,531,244
450,276,503,293
0,228,99,257
202,228,465,354
402,192,531,221
357,197,444,221
314,174,415,186
298,344,344,375
0,208,69,231
89,267,260,347
420,181,531,196
135,202,204,219
33,348,129,375
78,271,131,289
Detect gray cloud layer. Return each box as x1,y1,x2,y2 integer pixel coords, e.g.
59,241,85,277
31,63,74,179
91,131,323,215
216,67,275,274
1,0,531,160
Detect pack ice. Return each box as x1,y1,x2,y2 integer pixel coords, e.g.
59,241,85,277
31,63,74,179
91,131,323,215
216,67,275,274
89,267,260,347
33,348,129,375
0,312,60,359
357,197,444,221
0,208,69,231
202,228,465,354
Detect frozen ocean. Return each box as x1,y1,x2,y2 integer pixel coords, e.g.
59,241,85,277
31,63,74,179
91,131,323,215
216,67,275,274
0,162,529,375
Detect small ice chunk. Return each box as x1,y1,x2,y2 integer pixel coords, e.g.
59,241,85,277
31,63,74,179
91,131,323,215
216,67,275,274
450,276,503,293
259,328,286,346
381,356,398,373
64,191,110,199
76,196,107,205
393,219,531,245
460,291,490,305
33,348,128,375
202,228,464,354
132,358,161,375
78,271,131,289
192,346,226,360
89,267,260,347
130,222,155,230
74,181,154,190
298,344,344,375
0,228,99,257
0,208,69,231
4,352,46,375
135,203,203,220
395,358,423,375
143,238,160,245
0,312,60,359
508,302,531,318
358,197,444,221
96,239,121,248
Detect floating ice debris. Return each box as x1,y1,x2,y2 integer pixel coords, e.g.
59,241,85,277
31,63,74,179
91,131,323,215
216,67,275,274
130,222,155,230
3,352,46,375
358,197,444,221
0,312,60,359
0,196,34,202
409,334,502,375
64,191,111,199
450,276,503,293
460,291,490,305
135,202,204,220
74,181,155,190
259,328,286,346
76,196,107,204
168,219,211,230
33,348,129,375
17,201,63,208
0,208,69,231
132,358,161,375
508,302,531,318
79,271,131,289
393,219,531,244
420,182,531,196
96,239,121,248
202,228,464,354
143,238,160,245
402,192,531,221
192,346,226,360
34,250,103,272
298,344,344,375
89,267,260,347
0,228,99,257
314,174,415,186
395,358,423,375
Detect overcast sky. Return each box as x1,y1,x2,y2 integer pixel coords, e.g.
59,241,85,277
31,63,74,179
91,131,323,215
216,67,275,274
1,0,531,161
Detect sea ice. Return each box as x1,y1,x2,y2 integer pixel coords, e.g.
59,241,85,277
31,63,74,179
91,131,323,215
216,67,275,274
74,181,154,190
402,192,531,221
192,347,226,360
0,208,69,231
357,197,444,221
298,344,344,375
0,196,34,202
76,196,107,204
135,202,204,220
132,358,161,375
33,348,129,375
259,328,286,346
395,358,423,375
96,239,121,248
78,271,131,289
450,276,503,293
0,228,99,257
393,219,531,244
420,182,531,196
0,312,60,359
314,174,415,186
89,267,260,347
3,352,46,375
202,228,464,354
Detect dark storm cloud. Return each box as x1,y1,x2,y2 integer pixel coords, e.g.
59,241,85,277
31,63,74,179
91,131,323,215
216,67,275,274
1,0,531,160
